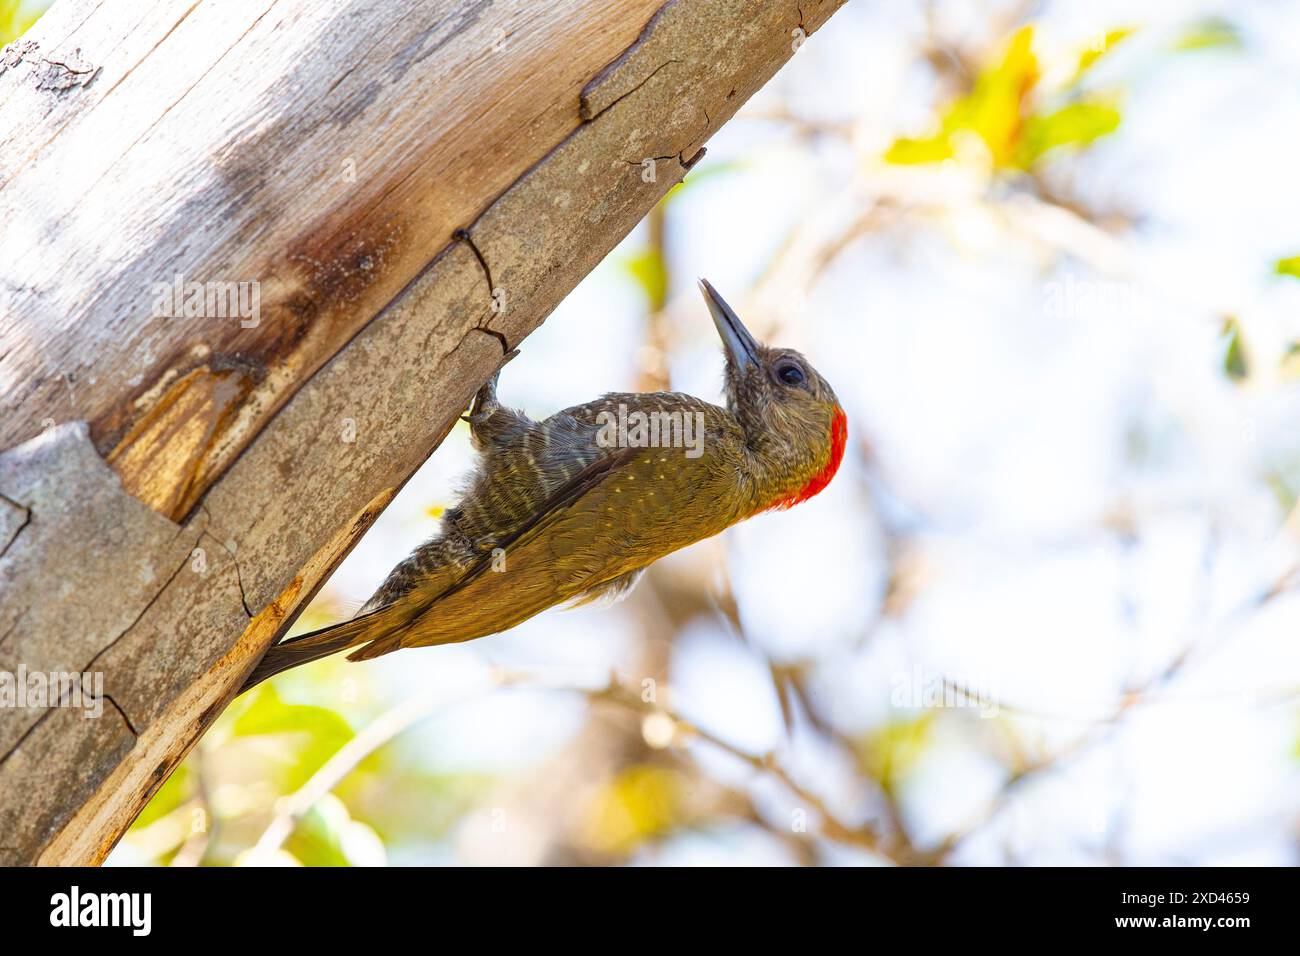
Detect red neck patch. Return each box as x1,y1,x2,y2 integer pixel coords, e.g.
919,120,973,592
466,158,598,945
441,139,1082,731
758,407,848,514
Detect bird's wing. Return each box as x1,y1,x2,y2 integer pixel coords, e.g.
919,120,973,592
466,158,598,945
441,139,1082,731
447,408,614,546
365,402,644,614
247,446,637,683
348,444,647,659
453,392,728,547
351,398,744,660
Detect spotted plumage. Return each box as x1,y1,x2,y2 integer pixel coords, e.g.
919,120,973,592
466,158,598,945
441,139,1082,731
241,280,846,691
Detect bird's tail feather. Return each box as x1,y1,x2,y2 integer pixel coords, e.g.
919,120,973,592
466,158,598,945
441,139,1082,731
239,606,400,694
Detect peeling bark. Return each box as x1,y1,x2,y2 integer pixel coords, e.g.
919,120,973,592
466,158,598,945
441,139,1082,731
0,0,846,864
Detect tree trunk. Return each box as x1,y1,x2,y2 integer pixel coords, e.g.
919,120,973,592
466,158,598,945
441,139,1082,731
0,0,845,865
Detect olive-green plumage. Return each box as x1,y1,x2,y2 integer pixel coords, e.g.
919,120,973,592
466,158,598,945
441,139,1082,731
241,280,846,691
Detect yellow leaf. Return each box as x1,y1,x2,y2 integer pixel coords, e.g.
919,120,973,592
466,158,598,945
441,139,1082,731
856,713,935,795
1274,256,1300,279
883,26,1040,169
583,765,682,854
1016,99,1122,167
884,134,955,165
958,25,1039,167
1076,27,1136,75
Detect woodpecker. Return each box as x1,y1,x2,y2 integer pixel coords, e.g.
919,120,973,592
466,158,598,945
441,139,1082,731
241,280,847,692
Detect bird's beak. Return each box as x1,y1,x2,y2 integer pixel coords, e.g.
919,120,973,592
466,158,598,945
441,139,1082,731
698,278,761,370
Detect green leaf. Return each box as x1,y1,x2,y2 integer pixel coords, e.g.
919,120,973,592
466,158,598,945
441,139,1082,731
1017,99,1122,166
286,794,353,867
624,247,668,311
1172,17,1243,53
1274,255,1300,279
285,794,388,866
1220,317,1248,382
340,766,494,843
230,685,355,789
131,763,191,830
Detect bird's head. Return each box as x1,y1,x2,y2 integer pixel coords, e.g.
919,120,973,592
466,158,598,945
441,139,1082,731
698,278,848,513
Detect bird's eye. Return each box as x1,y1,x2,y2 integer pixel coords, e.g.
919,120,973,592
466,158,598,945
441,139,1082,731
776,363,806,387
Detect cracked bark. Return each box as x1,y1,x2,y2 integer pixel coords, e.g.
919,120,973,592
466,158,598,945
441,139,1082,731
0,0,847,864
453,229,513,353
0,492,31,559
102,695,140,738
580,57,682,122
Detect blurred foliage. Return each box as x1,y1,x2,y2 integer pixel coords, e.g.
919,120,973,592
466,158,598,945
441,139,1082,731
582,764,685,854
1171,16,1243,53
284,794,386,867
855,714,935,797
127,664,493,865
1219,316,1249,382
228,686,355,790
0,0,46,46
1263,470,1300,515
625,247,669,311
1017,99,1122,168
1274,255,1300,280
885,26,1123,171
1281,342,1300,383
1075,28,1135,75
